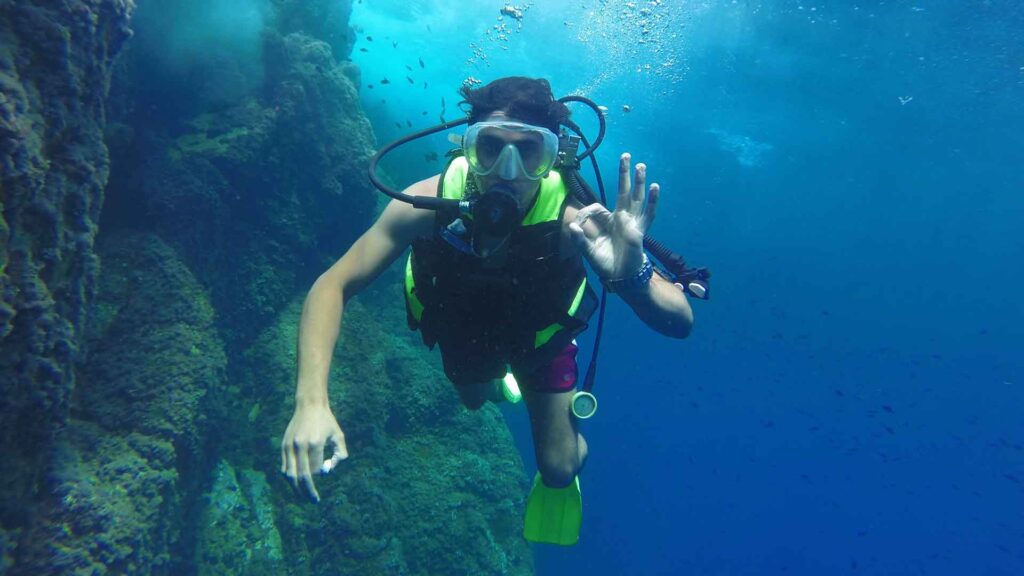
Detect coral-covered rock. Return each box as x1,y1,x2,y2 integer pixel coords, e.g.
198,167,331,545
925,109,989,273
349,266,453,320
236,289,535,576
270,0,356,58
0,0,134,566
77,232,225,449
195,461,286,576
104,17,378,350
17,422,180,574
2,0,538,573
15,232,226,573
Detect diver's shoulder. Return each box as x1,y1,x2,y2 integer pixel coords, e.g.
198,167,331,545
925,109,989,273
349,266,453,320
387,174,440,239
404,174,441,197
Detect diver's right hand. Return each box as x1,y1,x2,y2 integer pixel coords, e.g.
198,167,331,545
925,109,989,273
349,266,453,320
281,404,348,503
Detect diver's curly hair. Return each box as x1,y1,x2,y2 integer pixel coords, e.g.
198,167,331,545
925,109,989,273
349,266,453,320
458,77,569,134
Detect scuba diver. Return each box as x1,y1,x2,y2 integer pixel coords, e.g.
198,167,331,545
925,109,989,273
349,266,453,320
281,76,707,545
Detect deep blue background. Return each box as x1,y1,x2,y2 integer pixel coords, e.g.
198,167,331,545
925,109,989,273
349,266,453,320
354,1,1024,574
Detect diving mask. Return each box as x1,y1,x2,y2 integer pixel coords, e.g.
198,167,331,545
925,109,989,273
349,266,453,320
463,120,560,181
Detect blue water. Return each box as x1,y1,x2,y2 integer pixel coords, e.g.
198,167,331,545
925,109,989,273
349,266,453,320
352,1,1023,574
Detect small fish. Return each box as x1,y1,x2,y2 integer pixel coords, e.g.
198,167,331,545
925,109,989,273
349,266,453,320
406,120,412,127
423,81,428,89
405,65,413,71
380,99,386,104
368,84,373,89
380,78,390,84
395,122,402,128
882,405,894,413
366,36,373,41
421,111,427,115
419,57,425,68
360,48,368,52
424,151,438,162
406,76,414,84
392,40,398,48
427,25,432,32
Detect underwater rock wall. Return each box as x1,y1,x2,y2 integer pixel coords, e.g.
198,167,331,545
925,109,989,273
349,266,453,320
0,0,135,570
16,232,226,574
1,0,536,573
102,0,377,353
210,293,534,576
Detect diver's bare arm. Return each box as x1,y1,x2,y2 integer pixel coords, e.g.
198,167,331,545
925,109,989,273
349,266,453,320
294,220,403,406
294,278,343,408
616,271,693,339
294,177,437,406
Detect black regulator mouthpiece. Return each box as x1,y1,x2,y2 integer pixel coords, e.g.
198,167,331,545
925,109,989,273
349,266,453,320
472,184,520,238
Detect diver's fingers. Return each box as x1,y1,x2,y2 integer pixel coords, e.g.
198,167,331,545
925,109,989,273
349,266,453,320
641,183,660,233
321,451,346,474
330,431,350,461
616,153,632,210
310,442,326,477
574,203,612,234
297,447,321,503
321,432,349,474
631,163,647,217
568,222,597,259
281,438,288,475
282,440,299,493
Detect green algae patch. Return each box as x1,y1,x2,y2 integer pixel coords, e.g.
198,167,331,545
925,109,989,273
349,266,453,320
170,99,274,166
195,461,286,576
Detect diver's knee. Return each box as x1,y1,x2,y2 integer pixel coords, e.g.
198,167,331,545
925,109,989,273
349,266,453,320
455,383,488,410
537,437,585,487
460,395,486,411
537,459,578,488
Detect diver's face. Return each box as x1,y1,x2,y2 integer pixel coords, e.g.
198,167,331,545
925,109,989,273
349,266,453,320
472,111,543,206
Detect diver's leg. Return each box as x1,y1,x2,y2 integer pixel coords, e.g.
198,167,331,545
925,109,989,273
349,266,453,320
454,381,504,410
441,341,505,410
522,389,587,487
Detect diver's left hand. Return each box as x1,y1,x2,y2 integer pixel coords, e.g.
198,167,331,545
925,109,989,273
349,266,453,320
569,153,658,281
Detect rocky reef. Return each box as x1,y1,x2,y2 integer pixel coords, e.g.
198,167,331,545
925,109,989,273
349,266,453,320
0,0,135,570
0,0,535,574
201,291,533,576
16,232,225,573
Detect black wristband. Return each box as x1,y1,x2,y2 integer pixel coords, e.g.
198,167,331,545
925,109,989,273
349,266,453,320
603,255,653,293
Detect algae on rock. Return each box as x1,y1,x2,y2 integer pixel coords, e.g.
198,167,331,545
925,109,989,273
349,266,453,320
195,461,286,576
16,233,227,574
232,286,535,576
